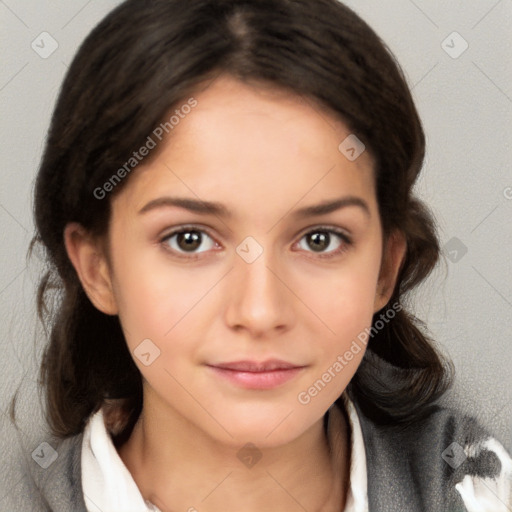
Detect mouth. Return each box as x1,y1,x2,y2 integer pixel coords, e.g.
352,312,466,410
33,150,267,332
206,359,306,390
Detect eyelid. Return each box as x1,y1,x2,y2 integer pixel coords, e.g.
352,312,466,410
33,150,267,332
296,223,352,240
159,223,352,242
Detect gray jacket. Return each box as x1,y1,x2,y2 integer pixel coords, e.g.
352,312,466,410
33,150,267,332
2,394,510,511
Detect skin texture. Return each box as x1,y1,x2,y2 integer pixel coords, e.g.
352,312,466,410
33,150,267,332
64,75,406,511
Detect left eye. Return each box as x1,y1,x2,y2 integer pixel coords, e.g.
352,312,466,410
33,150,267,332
296,229,350,256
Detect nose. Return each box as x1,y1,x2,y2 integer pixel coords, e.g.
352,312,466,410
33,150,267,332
224,247,295,338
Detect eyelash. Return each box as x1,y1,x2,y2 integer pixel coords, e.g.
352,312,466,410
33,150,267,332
159,225,353,260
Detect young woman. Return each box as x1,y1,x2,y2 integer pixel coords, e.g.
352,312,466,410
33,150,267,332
7,0,511,510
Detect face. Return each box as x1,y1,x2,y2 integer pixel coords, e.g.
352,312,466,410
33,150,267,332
67,75,403,448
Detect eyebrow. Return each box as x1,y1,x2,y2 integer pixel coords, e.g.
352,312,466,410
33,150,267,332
138,195,370,219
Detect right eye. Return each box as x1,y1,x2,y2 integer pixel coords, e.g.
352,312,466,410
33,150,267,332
160,226,219,258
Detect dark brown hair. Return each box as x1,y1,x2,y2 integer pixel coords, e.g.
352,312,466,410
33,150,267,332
26,0,453,439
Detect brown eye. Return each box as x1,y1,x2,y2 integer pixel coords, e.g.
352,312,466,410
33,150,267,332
306,232,331,252
297,228,352,258
161,227,216,255
176,231,202,252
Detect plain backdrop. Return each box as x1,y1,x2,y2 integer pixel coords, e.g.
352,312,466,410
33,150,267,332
1,0,511,475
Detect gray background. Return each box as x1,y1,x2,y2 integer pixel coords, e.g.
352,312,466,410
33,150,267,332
1,0,511,468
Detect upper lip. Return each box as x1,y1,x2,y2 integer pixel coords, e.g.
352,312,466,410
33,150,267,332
208,359,303,372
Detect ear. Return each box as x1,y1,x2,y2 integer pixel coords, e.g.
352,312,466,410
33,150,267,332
374,230,407,312
63,222,118,315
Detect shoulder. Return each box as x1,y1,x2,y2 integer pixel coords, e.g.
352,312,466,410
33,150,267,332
351,396,512,511
1,414,87,512
421,405,512,511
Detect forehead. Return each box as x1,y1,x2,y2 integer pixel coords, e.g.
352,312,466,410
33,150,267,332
112,75,377,219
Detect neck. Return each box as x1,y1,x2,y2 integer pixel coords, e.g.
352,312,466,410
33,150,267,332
117,394,350,512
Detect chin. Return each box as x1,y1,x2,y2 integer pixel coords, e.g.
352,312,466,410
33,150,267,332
205,408,317,450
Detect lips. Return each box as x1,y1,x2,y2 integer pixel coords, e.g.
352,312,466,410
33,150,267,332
206,359,306,390
210,359,300,372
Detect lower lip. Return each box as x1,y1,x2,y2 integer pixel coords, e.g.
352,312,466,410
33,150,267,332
207,366,304,390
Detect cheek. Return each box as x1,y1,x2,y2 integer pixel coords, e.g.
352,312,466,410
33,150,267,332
304,256,381,331
296,274,377,410
112,256,222,376
316,283,374,377
296,244,382,369
110,245,191,347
